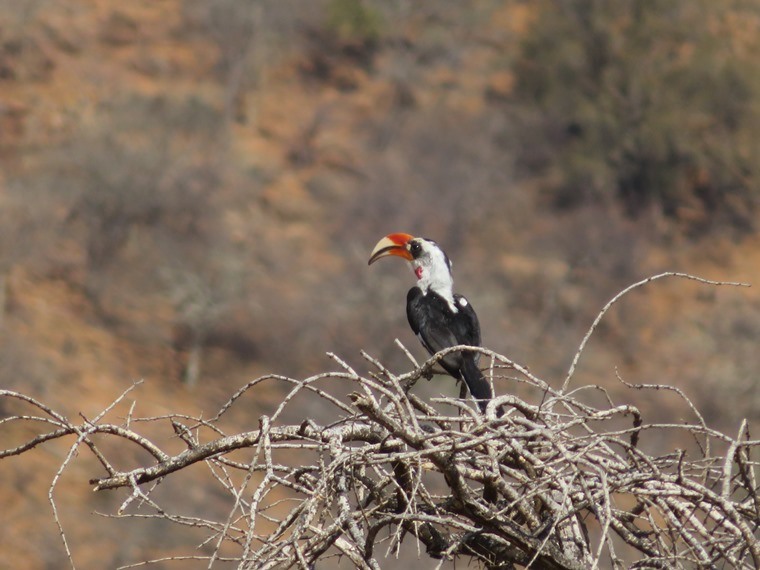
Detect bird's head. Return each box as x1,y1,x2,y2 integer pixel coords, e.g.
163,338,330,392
368,233,453,293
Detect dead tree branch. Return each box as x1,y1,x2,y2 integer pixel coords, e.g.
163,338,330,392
0,274,757,568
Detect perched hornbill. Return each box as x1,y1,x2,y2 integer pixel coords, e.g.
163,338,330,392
368,233,493,411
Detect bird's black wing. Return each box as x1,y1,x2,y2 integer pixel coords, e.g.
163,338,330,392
406,288,460,358
450,294,492,404
406,288,483,373
407,287,492,409
452,294,481,353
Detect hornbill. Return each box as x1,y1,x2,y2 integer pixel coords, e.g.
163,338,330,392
368,233,493,412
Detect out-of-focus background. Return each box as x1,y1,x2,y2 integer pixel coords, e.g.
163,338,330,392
0,0,758,567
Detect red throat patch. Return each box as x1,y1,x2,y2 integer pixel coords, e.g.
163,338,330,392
415,266,424,279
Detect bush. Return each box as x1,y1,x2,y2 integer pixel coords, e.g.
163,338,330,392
510,0,760,233
327,0,383,44
2,273,757,569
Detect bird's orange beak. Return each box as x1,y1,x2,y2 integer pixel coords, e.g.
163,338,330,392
368,233,415,265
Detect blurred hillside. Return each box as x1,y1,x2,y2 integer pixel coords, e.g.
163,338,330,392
0,0,759,567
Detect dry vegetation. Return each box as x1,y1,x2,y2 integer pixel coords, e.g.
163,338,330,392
1,0,759,567
2,274,758,569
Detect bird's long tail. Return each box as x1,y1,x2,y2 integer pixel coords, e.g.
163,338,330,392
461,356,493,412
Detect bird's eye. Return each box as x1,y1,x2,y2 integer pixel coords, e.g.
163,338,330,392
409,241,422,257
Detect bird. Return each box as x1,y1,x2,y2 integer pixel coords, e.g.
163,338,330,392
368,233,493,412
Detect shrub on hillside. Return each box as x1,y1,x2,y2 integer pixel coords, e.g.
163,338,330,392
510,0,760,234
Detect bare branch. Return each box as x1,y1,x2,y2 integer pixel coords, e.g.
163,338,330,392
1,274,757,568
562,272,750,392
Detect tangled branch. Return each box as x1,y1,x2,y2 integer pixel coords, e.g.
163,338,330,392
1,273,757,569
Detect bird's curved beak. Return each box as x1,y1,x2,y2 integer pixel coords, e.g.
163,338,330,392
368,233,415,265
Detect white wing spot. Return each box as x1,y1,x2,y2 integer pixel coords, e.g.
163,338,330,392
458,297,468,307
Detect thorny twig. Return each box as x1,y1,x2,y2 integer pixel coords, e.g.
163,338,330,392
0,274,757,569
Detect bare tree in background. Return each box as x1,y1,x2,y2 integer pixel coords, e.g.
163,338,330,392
1,274,758,569
161,259,246,388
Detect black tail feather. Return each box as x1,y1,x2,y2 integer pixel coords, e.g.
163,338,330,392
461,356,493,412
